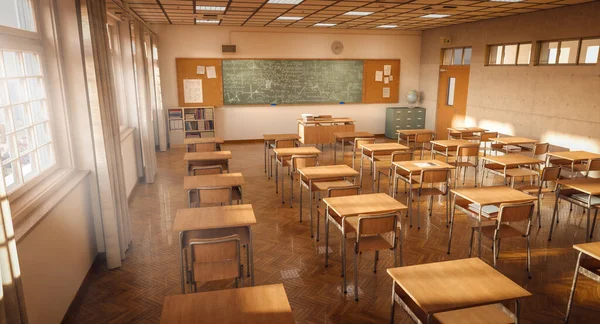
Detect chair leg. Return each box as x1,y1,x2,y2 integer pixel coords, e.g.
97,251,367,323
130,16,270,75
240,265,244,288
496,239,501,259
390,283,396,324
374,250,379,273
492,232,498,268
537,195,542,228
565,252,582,323
354,249,359,301
526,235,532,279
468,227,475,257
377,172,381,193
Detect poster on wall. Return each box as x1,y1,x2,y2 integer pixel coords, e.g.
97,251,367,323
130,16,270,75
183,79,203,103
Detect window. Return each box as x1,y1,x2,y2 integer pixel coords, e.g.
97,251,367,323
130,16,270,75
0,0,36,32
487,43,531,65
441,47,472,66
538,38,599,65
107,20,128,130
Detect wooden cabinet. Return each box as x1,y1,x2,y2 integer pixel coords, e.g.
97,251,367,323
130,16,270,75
385,107,426,138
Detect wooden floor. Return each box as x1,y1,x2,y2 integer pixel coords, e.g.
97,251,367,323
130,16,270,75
64,141,600,323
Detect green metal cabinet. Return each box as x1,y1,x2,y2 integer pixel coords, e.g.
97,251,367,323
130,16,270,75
384,107,426,139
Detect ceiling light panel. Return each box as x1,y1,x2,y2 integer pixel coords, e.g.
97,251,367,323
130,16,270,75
344,11,373,16
277,16,303,20
421,14,451,18
377,25,398,28
314,23,336,27
268,0,304,4
196,6,226,11
196,19,220,24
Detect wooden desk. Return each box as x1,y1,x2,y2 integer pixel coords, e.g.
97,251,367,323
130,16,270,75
160,284,294,324
263,134,300,174
566,242,600,322
184,151,232,174
297,165,359,240
297,118,355,145
174,204,257,289
430,139,474,162
183,173,245,207
396,129,435,147
448,186,536,256
333,131,374,165
323,193,407,292
548,178,600,243
359,143,409,187
481,155,543,187
546,151,600,175
447,127,487,139
273,147,321,202
392,160,454,228
491,136,538,154
184,137,224,152
388,258,531,323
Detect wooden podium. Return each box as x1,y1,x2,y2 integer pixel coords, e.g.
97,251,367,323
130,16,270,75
297,118,355,145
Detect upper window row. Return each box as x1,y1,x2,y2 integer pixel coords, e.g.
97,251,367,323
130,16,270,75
0,0,36,32
484,38,599,66
441,47,472,66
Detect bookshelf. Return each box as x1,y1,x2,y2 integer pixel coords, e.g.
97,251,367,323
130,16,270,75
168,106,216,146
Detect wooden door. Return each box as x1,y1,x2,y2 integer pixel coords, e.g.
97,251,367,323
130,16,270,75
435,66,470,140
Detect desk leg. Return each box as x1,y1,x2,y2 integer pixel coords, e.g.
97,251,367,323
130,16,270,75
586,206,591,242
249,226,255,286
342,224,347,294
447,194,457,254
264,140,267,173
179,232,185,293
515,300,521,324
281,164,285,204
310,182,314,238
390,282,396,324
410,179,414,228
325,206,330,267
478,213,483,257
549,186,561,241
565,251,582,323
299,180,303,223
360,151,364,187
275,156,279,194
340,139,345,165
372,153,377,186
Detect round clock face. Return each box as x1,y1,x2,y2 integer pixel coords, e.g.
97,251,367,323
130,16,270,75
331,41,344,55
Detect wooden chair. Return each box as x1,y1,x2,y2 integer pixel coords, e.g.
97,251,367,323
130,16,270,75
190,164,223,176
376,151,414,195
315,185,359,241
574,158,600,178
469,201,535,278
187,165,240,207
453,144,479,187
414,132,434,160
412,169,452,229
478,131,498,156
515,166,561,228
189,141,216,153
346,213,401,301
186,235,243,293
269,139,295,179
286,154,319,206
352,137,375,169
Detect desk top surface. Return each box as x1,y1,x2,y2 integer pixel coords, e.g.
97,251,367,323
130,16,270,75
184,151,232,161
451,186,536,206
334,132,374,139
387,258,530,315
557,178,600,196
360,143,409,152
574,242,600,261
160,284,294,324
184,137,224,145
297,165,359,180
273,147,321,156
173,204,256,232
183,173,245,190
448,127,488,133
482,155,543,166
323,193,407,217
393,160,455,173
397,129,435,135
298,118,354,125
431,139,474,148
547,151,600,161
263,134,300,141
491,137,538,145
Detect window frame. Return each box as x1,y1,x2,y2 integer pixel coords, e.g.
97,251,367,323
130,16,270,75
536,37,600,66
106,15,129,132
440,46,472,66
485,42,532,66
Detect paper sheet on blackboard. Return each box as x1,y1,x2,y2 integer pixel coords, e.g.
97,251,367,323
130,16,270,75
183,79,203,103
375,71,383,82
384,65,392,76
383,87,390,98
207,66,217,79
196,66,205,74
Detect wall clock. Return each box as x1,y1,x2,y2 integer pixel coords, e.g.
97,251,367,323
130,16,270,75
331,41,344,55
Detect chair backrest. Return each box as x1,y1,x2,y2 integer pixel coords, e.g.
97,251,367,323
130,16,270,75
457,144,479,158
479,132,498,142
532,143,549,157
354,137,375,149
540,165,561,183
459,132,474,138
328,185,361,198
275,139,295,149
192,165,223,176
291,154,318,171
584,158,600,177
419,169,451,185
189,235,241,286
415,132,434,144
198,186,233,206
357,213,398,236
391,150,414,162
194,142,216,152
498,201,535,224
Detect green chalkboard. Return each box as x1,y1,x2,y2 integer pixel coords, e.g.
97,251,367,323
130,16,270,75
222,60,364,105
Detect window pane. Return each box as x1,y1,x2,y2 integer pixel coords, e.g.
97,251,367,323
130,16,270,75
558,40,579,64
26,78,45,100
517,43,532,65
34,122,50,146
38,144,54,170
0,134,17,162
503,45,517,64
0,107,12,133
20,152,38,181
463,48,472,65
16,128,33,153
3,160,21,190
0,81,8,107
442,49,452,65
447,77,456,106
539,41,558,64
7,79,26,104
30,100,47,123
579,39,600,64
12,105,31,129
3,52,24,77
453,48,463,65
489,45,502,65
0,0,36,32
23,53,41,76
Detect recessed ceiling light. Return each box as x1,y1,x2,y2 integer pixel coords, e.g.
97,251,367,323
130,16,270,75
421,14,451,18
344,11,373,16
490,0,523,2
196,6,226,11
276,16,303,20
268,0,303,4
377,25,398,28
196,19,220,24
314,23,336,27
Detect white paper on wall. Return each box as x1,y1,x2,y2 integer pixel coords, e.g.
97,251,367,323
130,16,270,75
375,71,383,82
384,65,392,76
384,77,389,84
206,66,217,79
196,66,205,74
183,79,203,103
383,87,390,98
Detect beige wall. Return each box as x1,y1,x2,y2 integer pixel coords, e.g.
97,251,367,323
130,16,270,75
420,2,600,151
17,176,97,324
155,25,422,140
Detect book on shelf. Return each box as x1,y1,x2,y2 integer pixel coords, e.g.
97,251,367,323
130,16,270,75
467,203,499,218
168,109,182,119
185,121,198,131
169,119,183,131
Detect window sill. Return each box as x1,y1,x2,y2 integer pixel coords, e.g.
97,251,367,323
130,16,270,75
13,169,91,243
